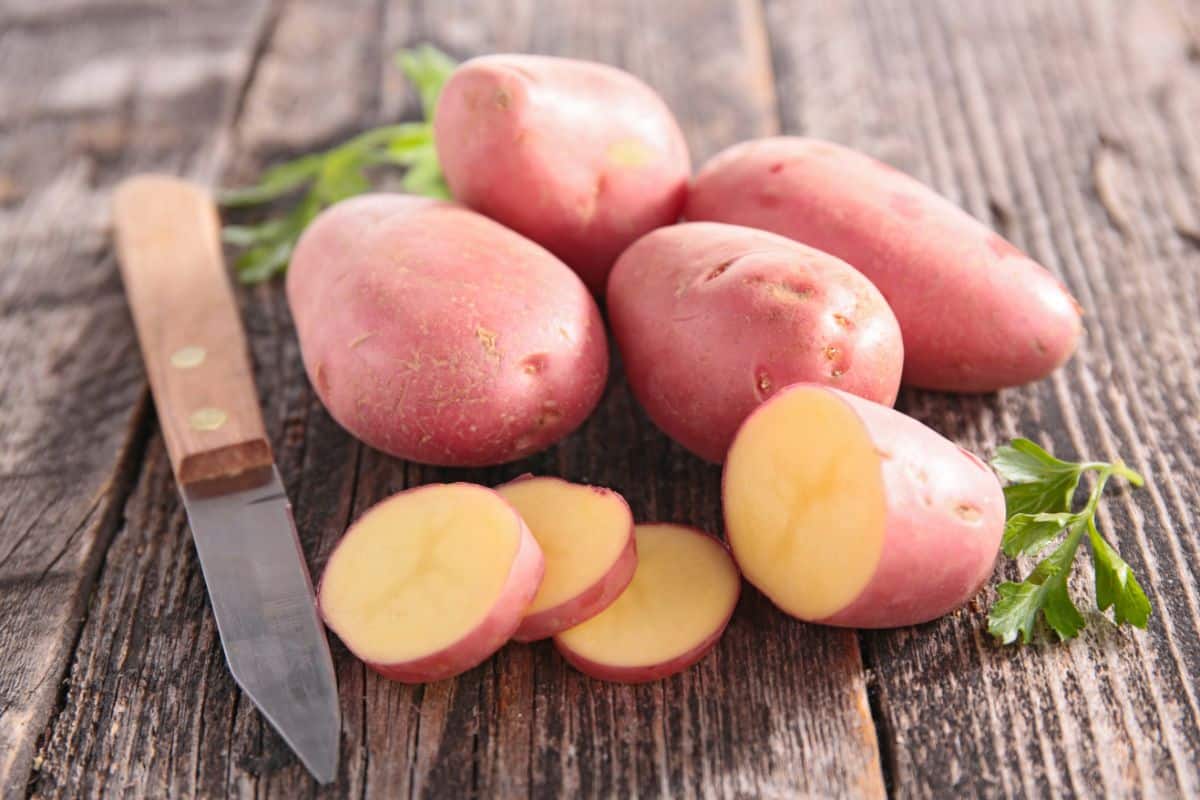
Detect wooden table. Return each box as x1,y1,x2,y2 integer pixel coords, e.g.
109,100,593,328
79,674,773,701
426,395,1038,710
3,1,1199,797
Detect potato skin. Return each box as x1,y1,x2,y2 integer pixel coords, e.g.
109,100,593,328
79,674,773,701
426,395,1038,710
819,388,1004,627
287,194,608,466
607,222,903,462
554,614,730,684
434,54,690,294
686,137,1083,392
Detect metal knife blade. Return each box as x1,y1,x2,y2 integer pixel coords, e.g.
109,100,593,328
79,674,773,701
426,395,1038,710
183,469,340,783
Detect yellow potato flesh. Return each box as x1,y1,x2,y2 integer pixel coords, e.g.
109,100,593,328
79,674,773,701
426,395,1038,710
556,524,739,667
320,485,520,663
497,479,631,615
724,388,886,620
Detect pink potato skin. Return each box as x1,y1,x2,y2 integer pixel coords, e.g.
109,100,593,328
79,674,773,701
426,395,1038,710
727,385,1005,628
318,484,546,684
554,615,731,684
287,194,608,466
686,138,1083,392
552,527,740,684
607,222,904,463
512,508,637,642
434,54,691,294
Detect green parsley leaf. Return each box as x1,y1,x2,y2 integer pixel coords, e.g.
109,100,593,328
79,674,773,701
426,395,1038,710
1002,511,1076,558
400,147,452,199
987,440,1150,645
991,438,1078,482
1089,522,1151,628
1002,475,1081,517
220,46,457,283
1041,575,1086,641
218,154,325,207
988,580,1044,645
988,525,1087,644
397,44,458,119
993,439,1084,515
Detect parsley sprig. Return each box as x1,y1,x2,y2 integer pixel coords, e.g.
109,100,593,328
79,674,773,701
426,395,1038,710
987,439,1150,644
220,45,457,283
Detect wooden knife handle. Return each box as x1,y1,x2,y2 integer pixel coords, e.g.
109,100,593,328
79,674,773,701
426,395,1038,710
112,175,272,486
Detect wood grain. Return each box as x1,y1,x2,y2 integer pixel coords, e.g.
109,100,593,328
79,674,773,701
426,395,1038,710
112,176,272,485
762,0,1200,796
0,2,273,796
3,0,1198,798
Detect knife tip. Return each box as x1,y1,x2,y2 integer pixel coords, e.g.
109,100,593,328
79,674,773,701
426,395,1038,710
271,704,340,785
304,745,340,785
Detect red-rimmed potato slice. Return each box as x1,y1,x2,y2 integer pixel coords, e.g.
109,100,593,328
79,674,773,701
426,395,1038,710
319,483,544,683
554,524,740,683
497,476,637,642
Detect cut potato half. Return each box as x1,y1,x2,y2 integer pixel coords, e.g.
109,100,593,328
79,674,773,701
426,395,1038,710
724,384,1004,628
554,524,740,683
319,483,544,683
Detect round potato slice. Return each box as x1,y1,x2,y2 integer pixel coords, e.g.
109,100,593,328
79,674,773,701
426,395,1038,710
554,524,740,683
497,476,637,642
319,483,544,683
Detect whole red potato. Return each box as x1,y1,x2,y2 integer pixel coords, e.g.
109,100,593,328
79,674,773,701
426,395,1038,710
435,54,691,294
287,194,608,466
687,137,1083,392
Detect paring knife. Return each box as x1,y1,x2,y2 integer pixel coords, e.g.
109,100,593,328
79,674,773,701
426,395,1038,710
112,175,340,783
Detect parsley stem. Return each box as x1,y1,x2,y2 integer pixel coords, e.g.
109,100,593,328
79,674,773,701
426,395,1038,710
1082,467,1114,518
1111,460,1145,487
1078,459,1143,487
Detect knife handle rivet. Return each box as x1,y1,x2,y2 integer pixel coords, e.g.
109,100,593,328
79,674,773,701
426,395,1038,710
189,407,228,431
171,345,207,369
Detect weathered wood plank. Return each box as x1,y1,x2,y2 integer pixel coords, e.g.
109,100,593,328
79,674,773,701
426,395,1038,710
29,0,885,798
0,2,274,796
763,0,1200,796
19,1,1200,798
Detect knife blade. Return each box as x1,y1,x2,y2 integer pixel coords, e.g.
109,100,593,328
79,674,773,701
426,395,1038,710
111,175,340,783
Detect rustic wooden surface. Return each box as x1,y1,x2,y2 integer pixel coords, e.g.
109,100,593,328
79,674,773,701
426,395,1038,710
1,0,1198,797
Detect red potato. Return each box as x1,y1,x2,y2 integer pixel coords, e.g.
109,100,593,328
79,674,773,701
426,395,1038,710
434,54,691,294
554,524,740,683
686,137,1083,392
724,384,1004,628
287,194,608,466
607,222,904,462
318,483,544,683
496,476,637,642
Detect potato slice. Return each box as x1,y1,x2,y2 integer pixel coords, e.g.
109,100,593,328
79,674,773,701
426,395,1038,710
318,483,544,683
724,384,1004,628
554,524,740,683
497,477,637,642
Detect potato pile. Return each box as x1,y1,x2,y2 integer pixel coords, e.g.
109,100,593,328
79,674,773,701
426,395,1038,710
290,54,1083,684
